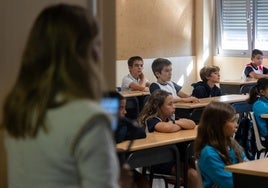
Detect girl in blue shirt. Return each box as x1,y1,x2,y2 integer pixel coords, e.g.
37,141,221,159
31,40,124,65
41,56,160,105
195,101,247,188
248,77,268,147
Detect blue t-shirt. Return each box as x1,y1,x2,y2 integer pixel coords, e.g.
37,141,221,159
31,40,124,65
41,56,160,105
198,145,247,188
253,97,268,137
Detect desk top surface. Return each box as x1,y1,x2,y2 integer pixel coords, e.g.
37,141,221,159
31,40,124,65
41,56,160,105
261,114,268,118
116,126,197,152
225,158,268,177
174,94,249,109
220,79,257,85
120,91,150,98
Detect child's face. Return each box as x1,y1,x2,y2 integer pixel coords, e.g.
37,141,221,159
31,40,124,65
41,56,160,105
224,115,238,137
129,60,144,78
259,87,268,98
160,95,175,118
251,54,263,66
156,65,172,82
207,71,220,83
119,99,127,118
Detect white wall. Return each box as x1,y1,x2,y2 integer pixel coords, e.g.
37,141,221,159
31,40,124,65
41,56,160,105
116,56,196,94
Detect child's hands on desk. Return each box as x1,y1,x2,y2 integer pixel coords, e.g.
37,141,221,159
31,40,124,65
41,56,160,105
175,118,196,129
182,96,200,103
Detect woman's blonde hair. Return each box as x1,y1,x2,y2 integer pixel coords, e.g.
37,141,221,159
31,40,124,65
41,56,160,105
2,4,104,138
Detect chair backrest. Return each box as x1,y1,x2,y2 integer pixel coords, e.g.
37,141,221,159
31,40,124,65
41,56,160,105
231,102,252,114
240,83,256,94
249,112,266,151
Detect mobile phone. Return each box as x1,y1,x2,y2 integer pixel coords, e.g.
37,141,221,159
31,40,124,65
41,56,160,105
100,92,120,131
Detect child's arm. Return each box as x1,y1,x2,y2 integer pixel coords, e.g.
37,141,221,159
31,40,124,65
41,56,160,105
175,118,196,129
249,71,268,79
173,97,200,103
129,73,149,91
129,82,149,91
154,121,182,133
177,90,200,103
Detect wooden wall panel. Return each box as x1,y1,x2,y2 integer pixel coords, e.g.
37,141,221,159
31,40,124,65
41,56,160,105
116,0,195,60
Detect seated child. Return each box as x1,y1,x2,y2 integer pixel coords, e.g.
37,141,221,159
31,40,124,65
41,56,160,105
248,78,268,147
243,49,268,80
115,92,146,143
191,65,222,98
150,58,199,103
121,56,151,91
138,89,202,188
105,91,149,188
195,101,248,188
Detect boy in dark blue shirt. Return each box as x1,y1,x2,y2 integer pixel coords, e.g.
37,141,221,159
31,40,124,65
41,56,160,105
192,65,222,98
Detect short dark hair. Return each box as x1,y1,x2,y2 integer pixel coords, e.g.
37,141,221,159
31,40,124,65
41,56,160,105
151,58,172,78
252,49,263,58
127,56,143,66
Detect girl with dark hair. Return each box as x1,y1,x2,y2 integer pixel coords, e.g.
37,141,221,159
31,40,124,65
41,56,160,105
195,101,248,188
248,78,268,146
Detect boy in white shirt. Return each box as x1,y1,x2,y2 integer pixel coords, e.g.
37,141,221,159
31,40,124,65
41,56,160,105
244,49,268,80
121,56,151,91
150,58,199,103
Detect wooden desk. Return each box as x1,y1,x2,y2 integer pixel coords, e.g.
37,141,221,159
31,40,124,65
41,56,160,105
174,94,249,122
120,91,150,98
117,127,197,151
174,94,249,109
220,80,257,94
225,158,268,188
117,128,197,188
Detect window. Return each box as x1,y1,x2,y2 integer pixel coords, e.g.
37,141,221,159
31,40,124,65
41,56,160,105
216,0,268,57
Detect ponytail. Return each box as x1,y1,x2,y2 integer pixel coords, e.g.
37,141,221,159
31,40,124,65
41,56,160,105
247,85,259,104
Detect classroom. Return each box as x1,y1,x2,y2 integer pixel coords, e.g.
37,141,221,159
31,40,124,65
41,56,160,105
1,0,268,188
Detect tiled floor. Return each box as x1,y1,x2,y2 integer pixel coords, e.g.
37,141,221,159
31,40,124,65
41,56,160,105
152,179,184,188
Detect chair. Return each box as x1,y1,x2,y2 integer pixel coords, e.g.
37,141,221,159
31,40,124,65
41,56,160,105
239,83,256,94
249,112,268,159
231,101,252,114
126,145,181,188
125,97,139,120
189,108,203,124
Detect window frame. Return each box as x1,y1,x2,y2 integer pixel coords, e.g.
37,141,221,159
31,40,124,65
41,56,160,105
215,0,268,57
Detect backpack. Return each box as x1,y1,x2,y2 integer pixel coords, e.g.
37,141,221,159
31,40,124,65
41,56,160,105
234,114,257,160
